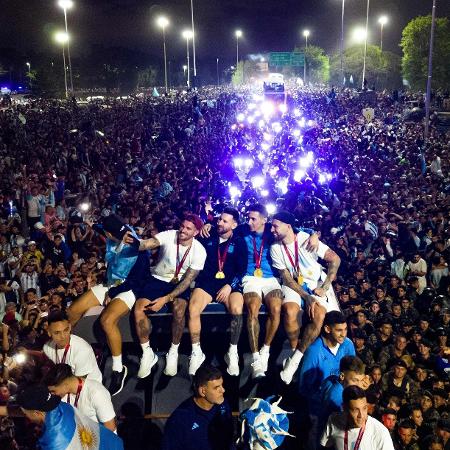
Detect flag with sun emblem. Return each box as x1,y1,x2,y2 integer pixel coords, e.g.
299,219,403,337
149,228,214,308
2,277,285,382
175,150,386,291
38,402,123,450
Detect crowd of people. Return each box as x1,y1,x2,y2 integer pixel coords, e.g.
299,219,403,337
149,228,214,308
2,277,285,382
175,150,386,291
0,82,448,449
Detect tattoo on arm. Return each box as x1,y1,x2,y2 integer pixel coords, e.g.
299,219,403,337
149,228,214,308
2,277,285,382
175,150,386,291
167,268,200,301
139,237,160,251
322,249,341,290
279,269,310,300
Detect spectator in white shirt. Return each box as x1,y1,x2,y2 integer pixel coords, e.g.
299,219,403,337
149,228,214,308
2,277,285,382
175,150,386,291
406,253,427,294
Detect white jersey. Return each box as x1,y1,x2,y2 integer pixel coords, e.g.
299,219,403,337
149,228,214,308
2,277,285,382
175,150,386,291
320,413,395,450
62,378,115,424
151,230,206,283
43,334,102,383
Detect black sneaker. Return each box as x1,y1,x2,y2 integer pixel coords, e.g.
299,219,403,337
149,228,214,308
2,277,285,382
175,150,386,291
109,366,128,396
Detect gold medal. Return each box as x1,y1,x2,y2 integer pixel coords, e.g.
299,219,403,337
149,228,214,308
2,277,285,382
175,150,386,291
254,268,263,277
215,271,225,279
297,274,304,285
170,277,179,284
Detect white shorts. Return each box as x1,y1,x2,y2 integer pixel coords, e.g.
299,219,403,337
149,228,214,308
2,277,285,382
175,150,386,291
112,290,136,310
242,275,281,298
282,285,341,313
91,283,136,310
91,284,108,304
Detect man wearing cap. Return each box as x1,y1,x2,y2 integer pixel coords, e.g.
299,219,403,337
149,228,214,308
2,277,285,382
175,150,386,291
352,329,375,367
380,358,419,401
127,214,207,380
187,208,247,376
393,419,420,450
270,211,341,384
14,384,123,449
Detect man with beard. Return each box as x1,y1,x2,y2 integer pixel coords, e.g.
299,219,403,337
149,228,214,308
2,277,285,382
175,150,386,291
188,208,247,376
269,211,341,384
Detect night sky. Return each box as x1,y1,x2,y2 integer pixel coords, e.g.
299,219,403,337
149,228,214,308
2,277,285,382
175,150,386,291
2,0,450,69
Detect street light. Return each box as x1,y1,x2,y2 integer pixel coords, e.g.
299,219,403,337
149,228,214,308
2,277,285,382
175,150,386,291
216,58,220,86
157,16,169,93
340,0,346,86
378,15,388,51
303,29,310,85
182,29,193,88
361,0,370,90
235,29,242,69
303,29,310,48
57,0,74,95
189,0,197,83
54,31,69,98
352,27,367,44
26,62,31,89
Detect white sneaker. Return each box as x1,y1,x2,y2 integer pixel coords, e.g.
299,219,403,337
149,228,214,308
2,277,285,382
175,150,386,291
259,347,270,372
251,356,265,379
188,350,206,376
280,355,300,385
164,349,179,377
137,351,158,379
225,351,239,376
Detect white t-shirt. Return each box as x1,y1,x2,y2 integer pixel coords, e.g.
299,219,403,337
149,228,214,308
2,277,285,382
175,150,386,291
151,230,207,283
270,231,329,291
43,334,102,383
62,378,115,424
320,413,395,450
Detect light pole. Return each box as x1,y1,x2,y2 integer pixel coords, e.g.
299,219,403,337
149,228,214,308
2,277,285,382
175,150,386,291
57,0,74,95
340,0,345,85
157,16,169,93
378,15,388,51
424,0,437,142
189,0,197,85
235,30,242,69
216,58,220,86
303,29,310,85
361,0,370,90
26,62,31,89
54,31,69,98
182,30,193,88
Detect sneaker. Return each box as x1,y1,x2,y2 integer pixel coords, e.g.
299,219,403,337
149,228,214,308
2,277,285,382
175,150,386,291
109,366,128,396
259,347,270,372
137,351,158,379
188,350,206,376
280,356,300,385
251,357,265,379
164,349,179,377
225,351,239,376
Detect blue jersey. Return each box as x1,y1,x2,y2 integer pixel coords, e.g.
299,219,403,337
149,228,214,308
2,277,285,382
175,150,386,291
317,375,344,434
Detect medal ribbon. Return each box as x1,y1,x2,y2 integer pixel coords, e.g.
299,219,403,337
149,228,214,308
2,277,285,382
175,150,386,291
174,238,192,279
56,343,70,364
344,422,365,450
282,237,299,277
67,378,83,408
252,235,265,270
217,236,232,274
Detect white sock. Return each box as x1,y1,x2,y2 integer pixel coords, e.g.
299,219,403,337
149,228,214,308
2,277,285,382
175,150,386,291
141,342,151,354
229,344,238,354
192,342,202,353
291,349,303,364
170,343,180,353
261,344,270,353
252,352,260,361
112,355,123,372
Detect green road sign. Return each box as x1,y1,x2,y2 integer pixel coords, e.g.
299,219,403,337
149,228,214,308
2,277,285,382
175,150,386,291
269,52,305,67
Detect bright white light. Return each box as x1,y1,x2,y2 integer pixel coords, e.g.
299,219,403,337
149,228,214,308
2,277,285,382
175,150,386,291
298,117,306,128
182,29,193,39
307,151,314,161
293,129,301,137
14,353,27,364
299,157,311,168
378,16,388,26
277,179,288,194
272,122,282,134
257,152,264,161
294,170,305,182
293,108,301,117
54,31,69,44
326,173,333,180
229,186,241,198
234,158,243,168
279,104,287,113
261,189,269,197
352,27,367,44
252,176,264,189
318,174,326,184
244,159,253,168
157,16,170,29
236,113,245,122
258,119,265,128
247,116,255,124
269,167,279,177
261,142,270,151
58,0,74,10
253,93,263,102
261,101,274,116
235,30,243,38
264,133,273,142
231,124,237,130
248,103,256,110
266,203,276,215
79,202,90,212
303,29,310,38
307,120,315,127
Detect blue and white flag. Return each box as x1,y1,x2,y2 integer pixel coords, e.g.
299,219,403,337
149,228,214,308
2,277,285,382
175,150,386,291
39,402,123,450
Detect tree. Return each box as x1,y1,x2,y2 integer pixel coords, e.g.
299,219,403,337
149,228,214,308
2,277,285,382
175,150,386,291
330,45,401,89
400,15,450,91
231,61,244,86
137,66,158,88
294,45,330,84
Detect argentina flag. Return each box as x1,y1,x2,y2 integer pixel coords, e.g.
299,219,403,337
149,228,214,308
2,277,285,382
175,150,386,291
38,402,123,450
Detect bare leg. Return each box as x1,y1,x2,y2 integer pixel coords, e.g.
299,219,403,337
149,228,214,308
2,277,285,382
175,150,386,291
227,292,244,345
100,298,131,356
244,293,262,353
134,298,152,344
283,302,301,350
188,289,212,344
263,290,283,346
67,289,101,327
171,299,187,345
298,303,326,353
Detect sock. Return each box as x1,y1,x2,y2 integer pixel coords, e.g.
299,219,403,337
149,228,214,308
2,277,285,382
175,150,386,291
261,344,270,353
141,342,151,354
291,349,303,365
252,352,260,361
170,343,180,353
112,355,123,372
229,344,238,354
192,342,202,353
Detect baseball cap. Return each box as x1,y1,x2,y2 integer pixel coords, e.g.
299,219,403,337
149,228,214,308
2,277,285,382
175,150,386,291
102,214,129,240
17,385,61,412
272,211,296,227
353,329,367,340
27,241,36,246
437,418,450,432
393,358,408,369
